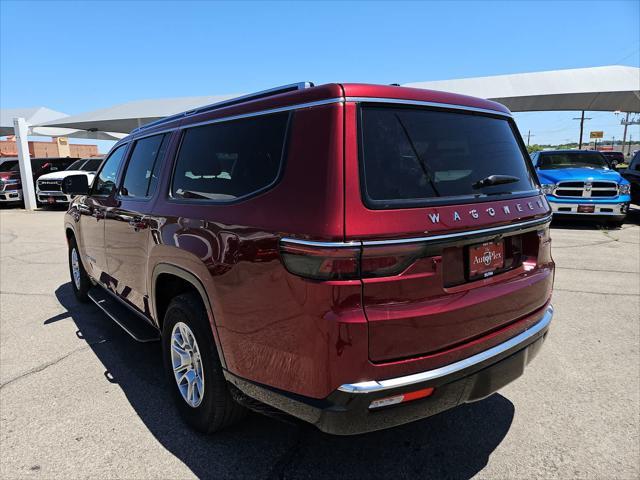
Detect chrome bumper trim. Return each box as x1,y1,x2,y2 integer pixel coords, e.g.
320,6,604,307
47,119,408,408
338,305,553,394
281,214,552,249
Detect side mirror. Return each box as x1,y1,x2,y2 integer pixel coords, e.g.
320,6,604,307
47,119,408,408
62,174,89,196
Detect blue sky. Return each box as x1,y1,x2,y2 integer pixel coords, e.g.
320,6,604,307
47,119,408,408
1,0,638,152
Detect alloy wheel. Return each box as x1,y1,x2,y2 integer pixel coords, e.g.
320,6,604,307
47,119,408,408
170,321,205,408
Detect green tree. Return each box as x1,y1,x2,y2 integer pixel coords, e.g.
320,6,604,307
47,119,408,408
526,144,544,154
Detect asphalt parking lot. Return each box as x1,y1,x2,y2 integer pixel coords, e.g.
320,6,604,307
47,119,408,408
0,208,638,480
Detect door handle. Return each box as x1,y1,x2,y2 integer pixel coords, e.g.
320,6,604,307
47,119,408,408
92,209,105,220
128,216,148,231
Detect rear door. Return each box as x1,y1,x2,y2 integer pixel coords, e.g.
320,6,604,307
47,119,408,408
78,145,128,281
105,133,170,314
344,102,552,362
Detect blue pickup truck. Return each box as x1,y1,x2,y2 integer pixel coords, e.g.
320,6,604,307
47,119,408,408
530,150,631,226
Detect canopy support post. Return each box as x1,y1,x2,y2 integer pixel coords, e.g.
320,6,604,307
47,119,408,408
13,117,37,210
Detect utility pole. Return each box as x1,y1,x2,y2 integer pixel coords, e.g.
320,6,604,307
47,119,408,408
619,112,640,156
573,111,592,149
526,130,535,146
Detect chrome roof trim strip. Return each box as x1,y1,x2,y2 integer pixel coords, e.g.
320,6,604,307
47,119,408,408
338,305,553,394
179,98,344,131
133,98,345,140
134,82,317,133
345,96,513,117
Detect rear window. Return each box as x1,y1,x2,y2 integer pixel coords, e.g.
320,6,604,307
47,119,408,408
171,112,290,201
359,106,537,208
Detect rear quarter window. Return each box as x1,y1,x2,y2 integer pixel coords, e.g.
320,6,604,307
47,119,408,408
359,105,538,208
171,112,290,202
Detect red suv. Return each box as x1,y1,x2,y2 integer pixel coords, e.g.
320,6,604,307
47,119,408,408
62,82,554,435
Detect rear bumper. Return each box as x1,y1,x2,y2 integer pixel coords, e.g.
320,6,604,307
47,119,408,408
226,305,553,435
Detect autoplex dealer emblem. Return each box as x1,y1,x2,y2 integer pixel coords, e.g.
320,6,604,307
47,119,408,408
426,198,546,225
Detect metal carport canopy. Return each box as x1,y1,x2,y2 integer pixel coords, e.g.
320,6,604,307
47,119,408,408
1,107,125,140
37,66,640,135
37,95,238,134
403,65,640,112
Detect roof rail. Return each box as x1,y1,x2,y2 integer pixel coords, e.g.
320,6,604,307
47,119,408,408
133,82,315,134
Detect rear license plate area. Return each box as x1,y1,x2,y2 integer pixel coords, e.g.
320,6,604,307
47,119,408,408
577,205,595,213
468,240,505,279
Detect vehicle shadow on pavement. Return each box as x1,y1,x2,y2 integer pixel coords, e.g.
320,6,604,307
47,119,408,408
51,283,515,480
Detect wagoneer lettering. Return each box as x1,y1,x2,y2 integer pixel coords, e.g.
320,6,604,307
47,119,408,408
63,82,554,435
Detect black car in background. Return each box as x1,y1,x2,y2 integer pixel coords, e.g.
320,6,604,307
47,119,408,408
620,151,640,204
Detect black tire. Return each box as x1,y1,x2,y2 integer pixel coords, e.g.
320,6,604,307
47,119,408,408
607,220,624,229
68,236,91,302
162,292,246,433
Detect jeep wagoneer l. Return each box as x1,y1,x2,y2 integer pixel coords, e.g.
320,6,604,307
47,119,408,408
62,82,554,435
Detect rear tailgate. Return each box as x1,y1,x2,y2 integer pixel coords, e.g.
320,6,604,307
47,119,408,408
358,198,552,362
343,100,554,363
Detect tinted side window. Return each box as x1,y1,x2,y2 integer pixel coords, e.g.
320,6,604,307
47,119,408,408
121,134,169,198
93,145,127,196
171,113,289,201
81,159,102,172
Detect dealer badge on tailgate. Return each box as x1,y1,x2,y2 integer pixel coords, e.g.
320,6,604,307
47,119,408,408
469,240,505,278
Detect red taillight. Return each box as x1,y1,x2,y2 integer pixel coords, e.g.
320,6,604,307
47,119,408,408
361,243,425,278
369,387,435,410
279,240,426,280
279,242,360,280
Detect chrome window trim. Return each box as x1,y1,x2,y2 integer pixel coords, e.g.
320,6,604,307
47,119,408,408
280,214,552,249
132,98,345,141
338,305,553,394
175,98,344,132
135,82,316,133
362,214,552,246
344,97,512,118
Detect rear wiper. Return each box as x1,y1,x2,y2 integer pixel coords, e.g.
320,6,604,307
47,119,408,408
472,174,520,189
394,113,441,197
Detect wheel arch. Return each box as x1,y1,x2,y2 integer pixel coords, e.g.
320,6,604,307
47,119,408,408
151,263,227,369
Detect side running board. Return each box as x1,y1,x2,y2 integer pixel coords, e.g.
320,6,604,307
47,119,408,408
88,287,160,343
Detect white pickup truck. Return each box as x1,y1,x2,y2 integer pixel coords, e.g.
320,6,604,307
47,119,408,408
36,158,103,205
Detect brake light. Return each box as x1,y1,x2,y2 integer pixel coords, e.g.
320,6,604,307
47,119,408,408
279,240,426,280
